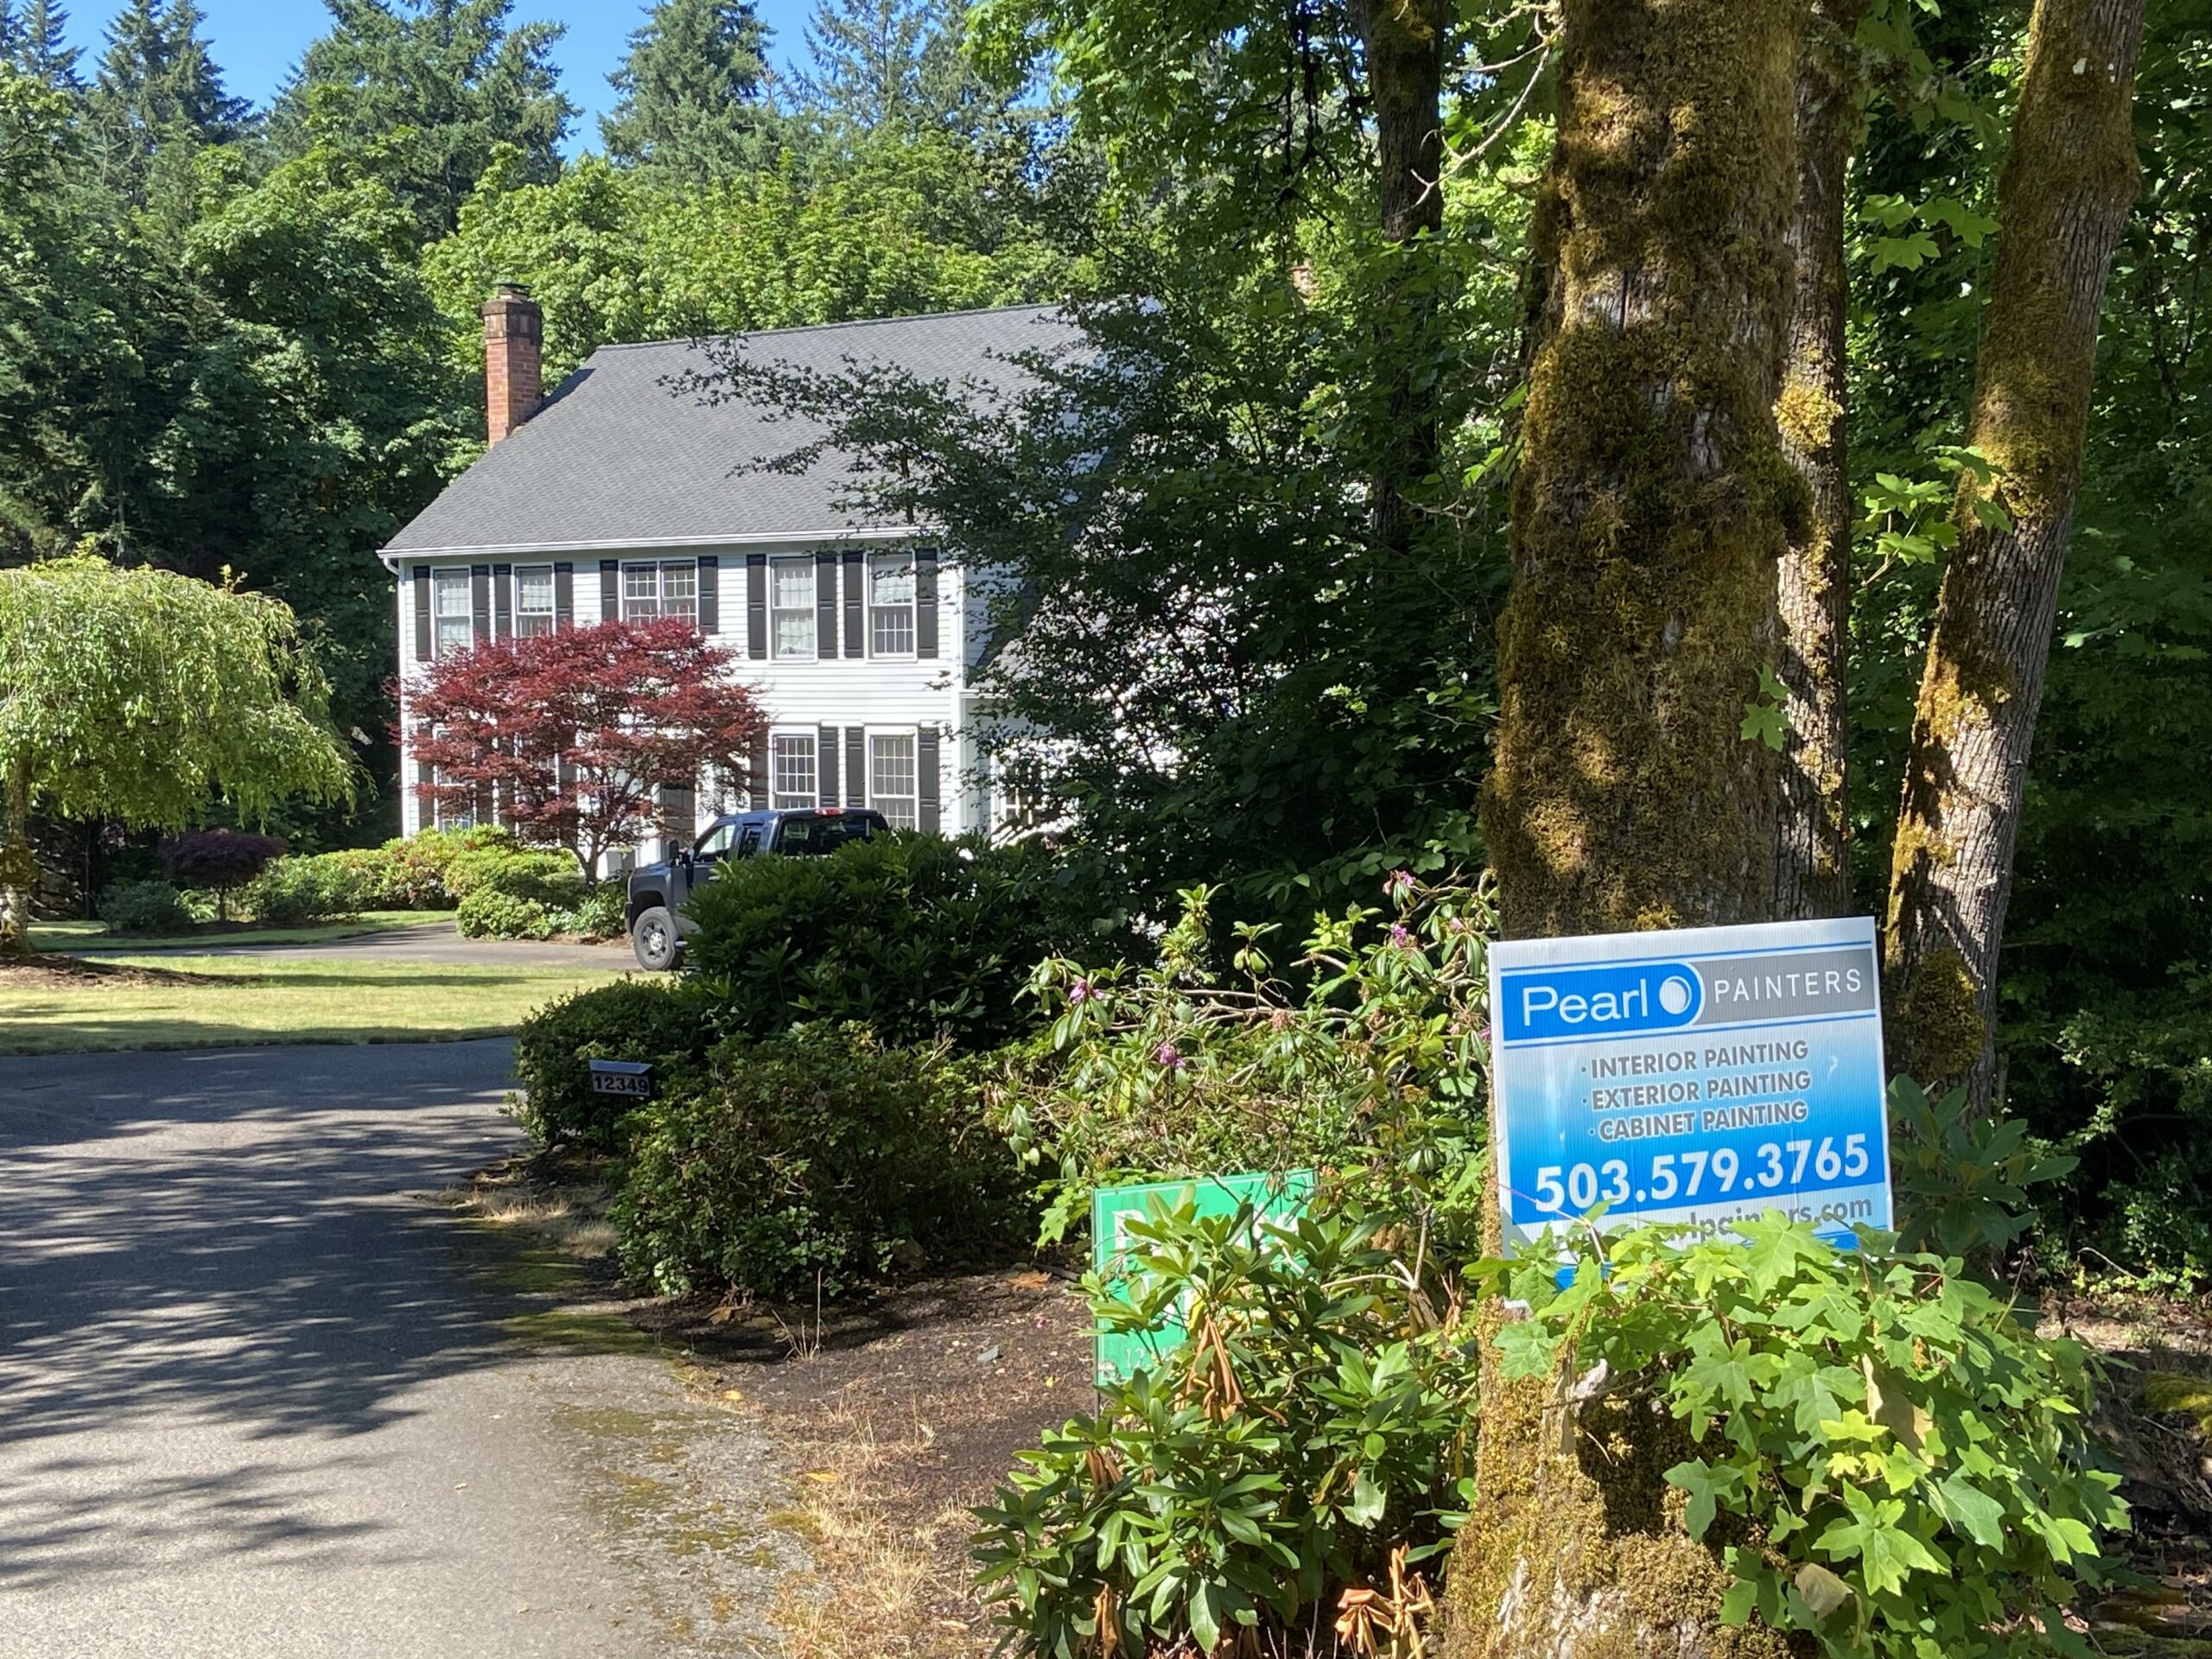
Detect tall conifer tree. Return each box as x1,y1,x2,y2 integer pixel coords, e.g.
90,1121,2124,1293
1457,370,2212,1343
602,0,776,181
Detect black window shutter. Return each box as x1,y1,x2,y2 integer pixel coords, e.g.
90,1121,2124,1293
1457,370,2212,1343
553,562,573,628
600,559,620,623
696,556,719,632
745,554,767,659
815,553,838,658
471,564,492,640
914,547,939,659
844,727,866,808
410,566,431,661
492,563,512,637
842,550,865,658
818,724,840,806
748,728,769,806
917,723,941,833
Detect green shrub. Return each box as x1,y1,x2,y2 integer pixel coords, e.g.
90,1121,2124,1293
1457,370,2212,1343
512,977,716,1149
446,843,585,907
455,887,556,940
613,1024,1033,1298
681,834,1096,1051
557,882,625,941
243,855,365,925
994,874,1494,1247
974,1198,1478,1656
1484,1218,2129,1658
97,878,194,934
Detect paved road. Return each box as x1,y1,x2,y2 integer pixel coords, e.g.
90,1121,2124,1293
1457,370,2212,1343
0,1044,781,1658
68,923,637,972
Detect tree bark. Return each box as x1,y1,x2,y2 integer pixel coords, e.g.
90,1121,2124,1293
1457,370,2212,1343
1351,0,1448,552
0,756,35,951
1447,0,1805,1649
1772,0,1866,921
1883,0,2147,1103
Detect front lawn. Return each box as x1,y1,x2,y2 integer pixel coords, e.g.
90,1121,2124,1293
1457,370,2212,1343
29,911,449,950
0,950,627,1054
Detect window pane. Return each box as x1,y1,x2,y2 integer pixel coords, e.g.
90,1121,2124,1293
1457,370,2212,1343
434,570,473,614
772,559,815,609
771,734,817,809
622,564,659,620
869,556,914,605
434,572,474,656
868,734,918,830
660,562,697,621
871,606,914,656
516,567,555,638
773,612,815,658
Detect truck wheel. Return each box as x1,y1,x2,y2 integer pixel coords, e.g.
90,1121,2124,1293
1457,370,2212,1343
630,906,682,971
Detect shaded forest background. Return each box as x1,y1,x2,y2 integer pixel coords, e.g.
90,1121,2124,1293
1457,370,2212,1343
0,0,2204,1282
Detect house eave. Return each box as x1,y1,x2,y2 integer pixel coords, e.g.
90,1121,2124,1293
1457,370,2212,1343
377,522,934,569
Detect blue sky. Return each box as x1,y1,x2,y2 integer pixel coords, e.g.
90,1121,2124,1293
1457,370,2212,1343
60,0,817,154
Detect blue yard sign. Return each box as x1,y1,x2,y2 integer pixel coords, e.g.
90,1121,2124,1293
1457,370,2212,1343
1489,916,1891,1256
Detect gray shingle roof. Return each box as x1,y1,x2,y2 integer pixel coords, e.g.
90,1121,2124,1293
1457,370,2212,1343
384,303,1077,557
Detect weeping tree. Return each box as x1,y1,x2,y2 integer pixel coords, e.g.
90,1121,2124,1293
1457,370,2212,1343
1883,0,2149,1103
1445,0,1808,1648
0,557,356,946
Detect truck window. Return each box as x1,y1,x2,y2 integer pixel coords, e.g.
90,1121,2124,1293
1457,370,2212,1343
737,826,764,855
695,823,736,860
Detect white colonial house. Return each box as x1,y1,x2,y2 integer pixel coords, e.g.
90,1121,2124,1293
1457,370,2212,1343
383,287,1073,871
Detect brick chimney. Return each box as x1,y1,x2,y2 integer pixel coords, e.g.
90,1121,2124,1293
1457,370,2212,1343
482,283,543,446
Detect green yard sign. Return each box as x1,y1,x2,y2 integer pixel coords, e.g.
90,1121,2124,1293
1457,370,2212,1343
1090,1170,1314,1388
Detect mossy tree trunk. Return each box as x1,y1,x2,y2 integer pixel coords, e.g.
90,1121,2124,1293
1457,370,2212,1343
1351,0,1448,552
0,757,35,952
1448,0,1806,1650
1883,0,2148,1103
1772,0,1866,921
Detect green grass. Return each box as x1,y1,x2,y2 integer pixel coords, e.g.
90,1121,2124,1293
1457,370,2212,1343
0,952,628,1055
29,910,452,950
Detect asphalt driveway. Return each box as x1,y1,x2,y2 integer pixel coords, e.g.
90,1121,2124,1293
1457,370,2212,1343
0,1043,782,1658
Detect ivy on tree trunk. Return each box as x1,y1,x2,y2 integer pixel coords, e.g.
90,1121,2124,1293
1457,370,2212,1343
1884,0,2148,1104
1772,0,1866,922
1448,0,1806,1647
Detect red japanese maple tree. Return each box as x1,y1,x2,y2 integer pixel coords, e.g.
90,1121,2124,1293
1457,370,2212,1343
404,619,766,877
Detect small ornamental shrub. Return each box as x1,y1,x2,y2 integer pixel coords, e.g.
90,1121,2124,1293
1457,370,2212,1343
455,887,556,940
97,878,194,934
512,977,716,1149
613,1024,1033,1298
157,829,285,919
681,834,1096,1051
243,855,363,925
558,883,625,941
445,843,585,907
1480,1218,2129,1659
993,874,1494,1247
974,1198,1478,1657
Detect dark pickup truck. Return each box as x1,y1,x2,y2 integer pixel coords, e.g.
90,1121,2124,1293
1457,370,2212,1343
626,807,890,970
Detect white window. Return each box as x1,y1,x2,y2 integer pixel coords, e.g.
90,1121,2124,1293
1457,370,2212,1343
515,565,555,637
868,733,918,830
771,732,817,809
433,569,473,657
869,553,915,656
772,557,816,658
621,560,698,623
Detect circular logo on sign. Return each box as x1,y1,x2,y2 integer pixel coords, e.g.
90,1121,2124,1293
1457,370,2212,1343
1659,975,1694,1015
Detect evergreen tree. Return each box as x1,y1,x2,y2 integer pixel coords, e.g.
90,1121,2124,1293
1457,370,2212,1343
270,0,575,237
791,0,982,137
161,0,249,137
11,0,83,89
601,0,776,182
87,0,248,199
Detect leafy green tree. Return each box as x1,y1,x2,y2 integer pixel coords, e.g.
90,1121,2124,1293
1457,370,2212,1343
0,557,356,946
601,0,777,182
270,0,575,237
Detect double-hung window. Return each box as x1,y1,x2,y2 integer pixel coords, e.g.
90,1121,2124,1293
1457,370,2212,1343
868,554,915,656
868,732,918,830
771,557,815,658
515,565,556,637
770,732,818,809
433,569,474,657
622,560,697,623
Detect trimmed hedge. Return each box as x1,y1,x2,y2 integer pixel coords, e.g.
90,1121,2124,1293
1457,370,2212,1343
512,977,716,1149
612,1023,1033,1298
681,834,1094,1051
98,879,194,934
